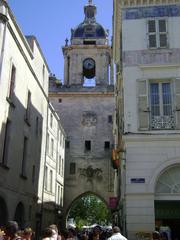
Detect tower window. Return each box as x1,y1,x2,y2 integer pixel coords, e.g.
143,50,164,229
85,140,91,151
108,115,113,123
70,162,76,175
65,140,70,149
83,40,96,45
104,141,110,150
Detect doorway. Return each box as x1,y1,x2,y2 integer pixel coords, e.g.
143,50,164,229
155,201,180,240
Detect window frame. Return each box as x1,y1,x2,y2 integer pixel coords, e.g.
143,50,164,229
147,18,168,49
149,79,175,130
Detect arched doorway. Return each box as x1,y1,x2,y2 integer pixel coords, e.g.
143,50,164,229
14,202,25,229
66,192,112,229
0,196,8,225
155,165,180,240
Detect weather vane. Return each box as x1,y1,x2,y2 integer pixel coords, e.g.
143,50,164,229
88,0,93,4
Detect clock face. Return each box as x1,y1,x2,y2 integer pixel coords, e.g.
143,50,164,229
83,58,95,70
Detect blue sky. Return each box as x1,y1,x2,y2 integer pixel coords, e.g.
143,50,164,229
7,0,113,80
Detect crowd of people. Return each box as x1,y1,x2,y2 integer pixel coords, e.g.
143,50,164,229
0,222,127,240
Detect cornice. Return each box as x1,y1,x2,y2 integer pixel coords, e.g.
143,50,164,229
123,132,180,142
62,45,111,51
49,92,114,97
122,0,180,7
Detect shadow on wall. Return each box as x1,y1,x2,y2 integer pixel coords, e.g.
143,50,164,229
0,92,44,229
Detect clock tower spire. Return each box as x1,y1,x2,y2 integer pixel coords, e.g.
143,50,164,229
62,1,111,86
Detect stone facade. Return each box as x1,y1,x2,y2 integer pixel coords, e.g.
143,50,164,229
49,0,115,222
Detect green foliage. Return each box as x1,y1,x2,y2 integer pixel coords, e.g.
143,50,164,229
68,194,111,227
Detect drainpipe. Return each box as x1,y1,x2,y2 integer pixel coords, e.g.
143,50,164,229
0,2,8,82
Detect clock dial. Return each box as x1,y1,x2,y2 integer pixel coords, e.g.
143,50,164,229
83,58,95,70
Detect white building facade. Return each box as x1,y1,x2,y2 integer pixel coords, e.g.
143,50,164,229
113,0,180,239
41,103,65,228
0,0,65,232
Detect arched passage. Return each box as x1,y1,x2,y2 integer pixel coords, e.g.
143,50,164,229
154,164,180,240
66,192,111,228
0,196,8,225
14,202,25,229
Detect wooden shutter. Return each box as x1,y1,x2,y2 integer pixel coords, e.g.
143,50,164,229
175,78,180,129
137,79,149,130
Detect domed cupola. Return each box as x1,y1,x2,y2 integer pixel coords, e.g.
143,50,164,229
71,0,108,45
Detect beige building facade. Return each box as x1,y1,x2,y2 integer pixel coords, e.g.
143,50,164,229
113,0,180,239
0,0,65,232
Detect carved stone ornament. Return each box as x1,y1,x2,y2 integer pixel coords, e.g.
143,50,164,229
81,111,97,127
79,165,103,183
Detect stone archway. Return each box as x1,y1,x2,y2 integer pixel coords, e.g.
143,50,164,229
0,196,8,225
155,165,180,240
65,191,110,227
14,202,25,229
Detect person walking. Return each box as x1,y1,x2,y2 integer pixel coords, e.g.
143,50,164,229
108,227,127,240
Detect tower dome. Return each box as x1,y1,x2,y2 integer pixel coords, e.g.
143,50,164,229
71,0,108,45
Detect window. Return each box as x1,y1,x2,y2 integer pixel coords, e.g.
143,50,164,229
150,81,174,129
60,132,62,146
1,119,11,166
61,158,64,176
70,162,76,174
8,65,16,99
85,140,91,151
60,187,63,206
42,64,45,87
147,19,168,48
50,170,53,192
47,133,49,154
65,140,70,149
104,141,110,150
58,99,62,103
108,115,113,123
51,138,54,157
138,79,180,130
44,166,48,190
50,113,53,128
25,91,31,124
21,136,28,177
58,155,61,175
57,185,60,204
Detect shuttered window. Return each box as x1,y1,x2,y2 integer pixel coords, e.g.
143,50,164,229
150,81,174,129
175,78,180,129
137,79,149,130
137,79,180,130
147,19,168,49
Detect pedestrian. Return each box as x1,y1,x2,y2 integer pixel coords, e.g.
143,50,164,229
152,231,161,240
107,226,127,240
41,228,53,240
49,225,61,240
4,221,21,240
22,228,34,240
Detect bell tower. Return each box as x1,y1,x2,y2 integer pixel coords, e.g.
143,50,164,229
63,0,111,86
49,1,115,225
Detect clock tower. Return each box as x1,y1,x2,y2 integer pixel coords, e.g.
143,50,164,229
49,0,115,225
63,0,112,86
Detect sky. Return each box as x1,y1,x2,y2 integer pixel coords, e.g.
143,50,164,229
7,0,113,80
